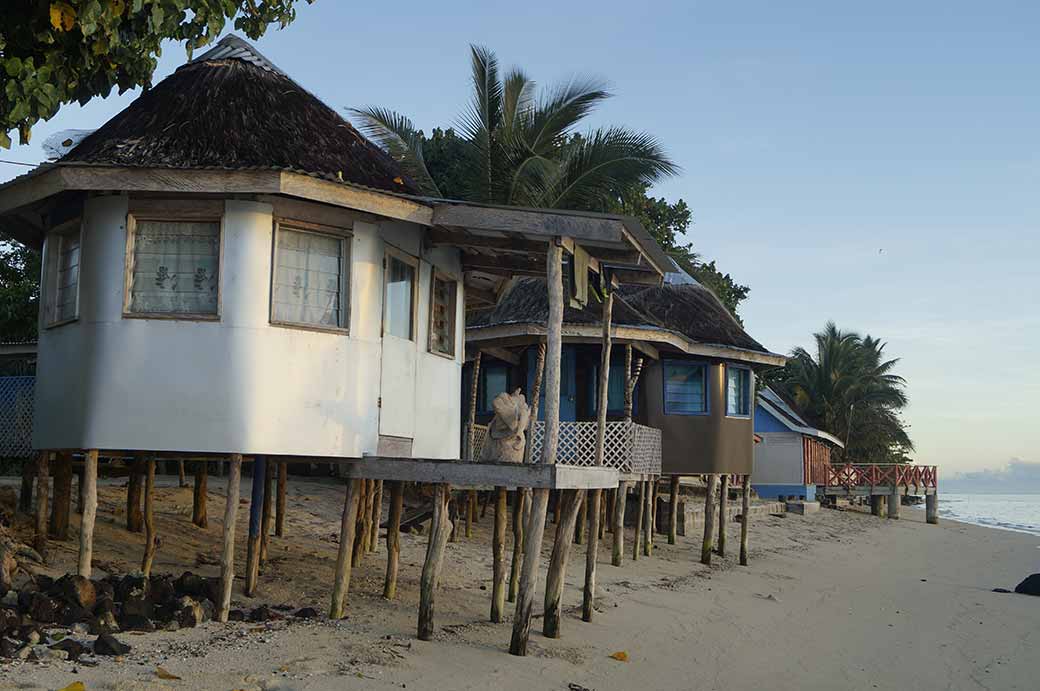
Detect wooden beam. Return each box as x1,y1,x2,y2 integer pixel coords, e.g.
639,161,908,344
462,253,546,277
717,475,729,558
583,287,612,622
343,458,618,489
543,489,584,638
433,204,625,244
141,458,158,576
478,346,521,366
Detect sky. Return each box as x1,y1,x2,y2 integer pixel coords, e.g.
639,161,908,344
2,1,1037,474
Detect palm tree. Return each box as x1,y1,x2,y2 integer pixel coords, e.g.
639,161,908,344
349,46,678,210
777,322,912,462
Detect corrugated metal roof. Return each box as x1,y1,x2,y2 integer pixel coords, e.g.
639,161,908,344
758,387,845,447
190,34,284,74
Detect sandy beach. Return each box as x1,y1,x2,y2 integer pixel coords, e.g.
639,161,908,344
2,476,1039,691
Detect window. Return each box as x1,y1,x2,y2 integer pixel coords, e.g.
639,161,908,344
271,225,350,330
663,360,708,415
125,218,220,317
428,273,457,357
591,363,627,414
726,365,752,417
384,253,415,339
480,364,509,413
44,225,81,326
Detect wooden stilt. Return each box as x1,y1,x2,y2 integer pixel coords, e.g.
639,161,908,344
465,488,475,539
632,479,644,560
870,495,882,516
598,490,607,540
552,490,560,524
217,455,242,622
383,481,404,600
260,459,274,564
888,486,901,519
245,456,266,597
353,479,369,564
926,492,939,525
126,457,144,533
141,458,158,576
369,479,383,552
583,287,611,622
192,461,208,528
643,479,653,556
470,489,479,524
701,475,718,565
76,465,85,515
606,488,615,534
612,482,627,566
418,483,451,640
582,488,601,622
177,459,187,488
33,451,49,558
19,458,34,514
275,461,287,537
77,449,98,577
575,492,587,545
446,490,458,544
668,476,680,544
510,241,563,657
507,489,526,603
491,486,508,622
480,491,491,519
739,474,751,566
717,474,729,557
49,452,72,540
330,478,362,618
524,342,546,465
543,489,583,638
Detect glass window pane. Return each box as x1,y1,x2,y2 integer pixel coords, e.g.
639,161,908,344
429,274,456,356
664,361,706,415
272,227,346,328
482,365,508,412
129,220,220,315
54,232,80,323
384,256,415,339
727,367,750,416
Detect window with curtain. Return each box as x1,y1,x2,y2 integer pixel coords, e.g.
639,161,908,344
271,226,349,329
384,254,415,339
663,360,708,415
429,273,456,357
726,365,752,417
46,228,80,325
127,219,220,316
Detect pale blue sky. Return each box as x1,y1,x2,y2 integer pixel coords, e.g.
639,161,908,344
3,1,1037,473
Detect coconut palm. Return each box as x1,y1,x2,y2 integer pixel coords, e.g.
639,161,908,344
777,322,912,462
349,45,678,210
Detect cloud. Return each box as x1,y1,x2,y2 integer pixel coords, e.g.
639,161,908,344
942,458,1040,493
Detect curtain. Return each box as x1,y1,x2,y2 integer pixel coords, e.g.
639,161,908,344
272,228,345,327
727,367,750,415
664,362,706,415
384,256,414,339
129,220,219,315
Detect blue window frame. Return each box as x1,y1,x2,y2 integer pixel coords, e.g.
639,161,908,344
663,360,708,415
725,364,752,417
479,363,509,414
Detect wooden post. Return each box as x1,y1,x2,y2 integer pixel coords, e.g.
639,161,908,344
49,452,73,540
606,488,615,534
668,476,680,545
126,457,143,532
524,342,546,464
701,475,717,565
418,483,452,640
369,479,383,552
582,488,601,622
77,449,98,578
217,456,242,622
623,344,633,421
491,486,508,622
275,461,287,537
245,456,266,597
598,491,607,540
192,461,208,528
574,492,587,545
383,481,404,599
33,451,49,558
643,479,653,556
739,474,751,566
510,241,563,657
353,480,370,563
76,465,85,514
467,351,482,461
507,489,527,603
260,459,274,564
19,458,34,514
870,495,882,516
465,488,475,539
717,474,729,557
177,459,187,488
141,458,158,576
611,481,627,566
446,489,458,544
926,492,938,524
888,486,901,519
543,488,583,638
330,478,362,618
632,479,644,560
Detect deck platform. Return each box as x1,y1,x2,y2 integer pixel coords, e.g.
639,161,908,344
814,463,938,498
344,457,619,489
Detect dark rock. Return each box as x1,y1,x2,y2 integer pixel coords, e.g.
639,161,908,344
293,607,319,619
119,613,155,632
248,605,282,622
56,575,97,610
114,575,145,602
175,571,206,597
60,604,92,625
147,575,177,606
0,636,19,658
28,592,60,623
93,594,115,616
17,624,43,643
1015,574,1040,596
33,575,54,593
993,587,1012,594
0,608,19,635
203,577,222,605
152,604,176,624
227,609,246,622
93,633,130,656
50,638,88,661
16,590,33,614
176,597,204,628
89,611,119,635
121,588,152,619
199,598,214,622
93,579,114,603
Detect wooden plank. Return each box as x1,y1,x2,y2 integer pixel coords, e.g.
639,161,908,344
342,458,618,489
279,172,433,225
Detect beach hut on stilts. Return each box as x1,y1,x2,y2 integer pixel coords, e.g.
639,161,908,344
466,263,786,573
0,35,669,656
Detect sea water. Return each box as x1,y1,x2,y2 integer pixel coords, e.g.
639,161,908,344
920,494,1040,536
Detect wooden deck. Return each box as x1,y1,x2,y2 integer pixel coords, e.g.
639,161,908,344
343,457,619,489
815,463,938,497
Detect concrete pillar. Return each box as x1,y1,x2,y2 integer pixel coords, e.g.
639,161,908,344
870,495,881,516
925,493,938,524
887,487,900,519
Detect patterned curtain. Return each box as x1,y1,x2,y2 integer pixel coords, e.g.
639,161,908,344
272,228,345,327
129,220,219,315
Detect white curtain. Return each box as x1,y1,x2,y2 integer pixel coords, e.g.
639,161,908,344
384,256,414,339
129,220,219,315
272,228,345,327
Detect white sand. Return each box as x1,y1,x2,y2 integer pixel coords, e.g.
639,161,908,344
3,477,1039,690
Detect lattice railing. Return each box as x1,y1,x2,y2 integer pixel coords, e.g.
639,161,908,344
469,424,489,461
0,376,34,458
820,463,938,490
528,420,661,475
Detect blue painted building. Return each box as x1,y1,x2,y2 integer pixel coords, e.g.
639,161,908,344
752,387,843,500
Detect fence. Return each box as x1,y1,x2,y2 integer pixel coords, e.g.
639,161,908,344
817,463,938,490
0,376,34,458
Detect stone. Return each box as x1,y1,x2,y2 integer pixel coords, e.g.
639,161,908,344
16,589,33,613
119,613,155,632
114,574,145,602
28,593,61,624
50,638,89,661
90,611,119,635
57,575,97,610
175,571,206,597
1014,573,1040,596
0,607,19,635
93,633,131,656
34,575,54,593
147,575,176,607
175,597,204,628
0,636,19,658
249,605,281,622
199,598,214,622
478,389,530,463
293,607,319,619
121,588,152,619
1,591,17,607
20,625,41,644
227,609,246,622
32,644,68,662
60,604,92,625
93,594,115,616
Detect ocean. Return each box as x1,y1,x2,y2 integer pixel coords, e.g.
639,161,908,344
921,493,1040,536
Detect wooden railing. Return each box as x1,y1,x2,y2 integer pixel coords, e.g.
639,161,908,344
816,463,938,490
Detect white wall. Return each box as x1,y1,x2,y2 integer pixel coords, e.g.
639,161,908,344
33,194,462,459
752,432,805,484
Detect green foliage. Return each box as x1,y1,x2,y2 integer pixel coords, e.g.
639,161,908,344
772,322,913,463
1,0,312,148
0,240,41,341
350,45,678,208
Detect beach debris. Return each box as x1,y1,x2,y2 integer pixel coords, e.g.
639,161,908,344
608,651,629,662
755,593,781,602
992,588,1012,594
93,633,131,656
58,682,86,691
568,684,593,691
50,637,89,660
155,666,182,680
1014,573,1040,596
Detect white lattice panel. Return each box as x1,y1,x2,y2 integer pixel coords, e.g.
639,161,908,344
0,376,34,458
528,420,661,475
469,424,489,461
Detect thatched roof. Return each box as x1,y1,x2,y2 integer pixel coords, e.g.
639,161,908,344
62,35,419,195
468,276,771,355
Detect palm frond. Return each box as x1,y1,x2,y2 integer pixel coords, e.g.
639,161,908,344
458,45,505,203
524,77,612,154
347,106,441,196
